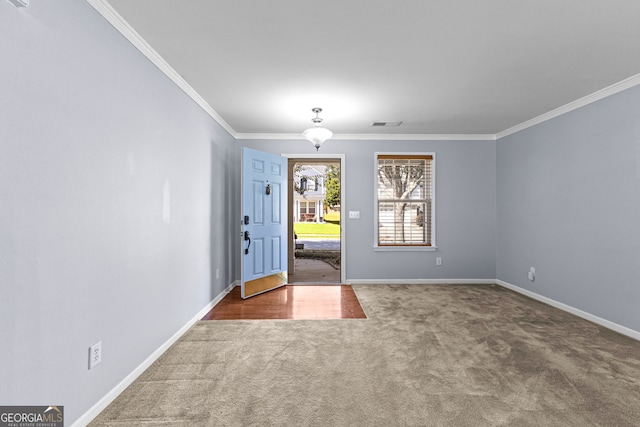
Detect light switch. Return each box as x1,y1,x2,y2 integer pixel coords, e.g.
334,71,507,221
349,211,360,219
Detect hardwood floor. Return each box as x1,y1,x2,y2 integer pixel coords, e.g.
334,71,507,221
201,285,367,320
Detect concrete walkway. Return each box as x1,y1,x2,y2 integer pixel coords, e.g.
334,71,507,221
290,258,341,283
296,239,340,250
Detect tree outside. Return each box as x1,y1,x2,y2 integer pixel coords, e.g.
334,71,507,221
324,165,340,210
377,158,428,244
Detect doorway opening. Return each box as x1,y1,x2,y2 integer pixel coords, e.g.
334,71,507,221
287,157,343,284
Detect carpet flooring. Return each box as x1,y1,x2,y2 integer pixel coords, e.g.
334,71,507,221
89,284,640,426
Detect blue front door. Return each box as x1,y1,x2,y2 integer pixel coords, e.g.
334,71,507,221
241,148,288,298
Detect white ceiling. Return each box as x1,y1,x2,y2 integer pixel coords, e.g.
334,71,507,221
99,0,640,138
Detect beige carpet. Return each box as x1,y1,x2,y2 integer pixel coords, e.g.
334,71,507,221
90,284,640,426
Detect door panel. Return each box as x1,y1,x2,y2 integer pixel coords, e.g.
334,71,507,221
271,183,281,223
252,238,264,276
242,148,288,298
271,236,281,271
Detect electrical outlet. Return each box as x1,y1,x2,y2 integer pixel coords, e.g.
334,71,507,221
528,267,536,281
89,341,102,370
216,268,220,280
436,257,442,266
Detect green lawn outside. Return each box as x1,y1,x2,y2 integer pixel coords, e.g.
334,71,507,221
324,211,340,222
294,220,340,239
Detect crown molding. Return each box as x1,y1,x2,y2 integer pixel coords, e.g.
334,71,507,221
334,133,495,141
497,72,640,140
87,1,492,144
236,133,496,141
86,0,237,138
86,0,640,144
235,133,304,140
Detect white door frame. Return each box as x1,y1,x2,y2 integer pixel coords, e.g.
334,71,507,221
284,153,346,284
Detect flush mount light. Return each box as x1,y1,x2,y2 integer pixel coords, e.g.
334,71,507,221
7,0,29,7
302,108,333,151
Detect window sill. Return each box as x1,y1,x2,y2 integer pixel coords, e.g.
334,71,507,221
374,245,438,252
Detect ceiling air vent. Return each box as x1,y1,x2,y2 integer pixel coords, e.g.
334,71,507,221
371,121,403,127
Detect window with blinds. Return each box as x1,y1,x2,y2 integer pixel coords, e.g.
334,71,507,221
299,201,316,215
376,154,434,246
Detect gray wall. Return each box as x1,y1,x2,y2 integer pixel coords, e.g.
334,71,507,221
4,1,640,425
242,139,497,281
0,1,239,424
497,85,640,332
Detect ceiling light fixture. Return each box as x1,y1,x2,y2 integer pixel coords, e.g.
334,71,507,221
7,0,29,6
302,108,332,151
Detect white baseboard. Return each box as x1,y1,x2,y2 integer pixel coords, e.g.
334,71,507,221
72,280,238,427
348,279,640,341
73,278,638,426
346,279,496,285
496,280,640,341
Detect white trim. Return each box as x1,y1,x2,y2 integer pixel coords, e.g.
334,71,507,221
71,277,640,427
282,153,345,159
237,133,303,140
348,278,640,341
72,281,238,427
373,246,438,252
237,133,495,141
497,72,640,139
347,279,496,285
374,152,436,249
87,0,640,143
86,0,236,138
496,280,640,341
283,153,346,284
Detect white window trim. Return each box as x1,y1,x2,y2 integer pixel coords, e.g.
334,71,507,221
373,152,437,251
